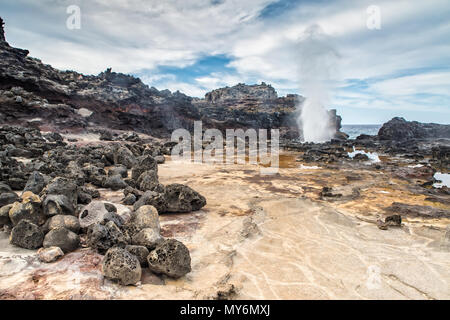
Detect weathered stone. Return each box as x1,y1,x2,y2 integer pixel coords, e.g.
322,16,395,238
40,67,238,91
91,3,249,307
125,245,149,267
108,166,128,178
0,204,13,227
154,155,165,164
41,177,77,210
129,205,160,234
136,170,164,192
23,171,45,195
133,191,168,213
37,246,64,263
114,146,137,169
0,192,19,207
147,239,191,278
79,201,108,228
43,194,75,217
43,227,80,253
87,221,129,254
132,228,163,250
131,155,158,180
122,194,136,205
10,220,44,249
103,174,128,190
9,193,45,226
44,215,80,233
386,202,450,219
102,247,142,286
164,184,207,213
385,214,402,226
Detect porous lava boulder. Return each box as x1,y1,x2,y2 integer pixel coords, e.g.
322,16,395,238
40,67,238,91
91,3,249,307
10,220,44,249
0,204,13,227
38,246,64,263
125,245,149,267
108,166,128,178
43,227,80,253
0,192,19,207
23,171,46,195
43,194,75,217
132,228,163,250
147,239,191,278
9,192,45,226
125,205,160,237
163,184,206,213
131,155,158,180
133,191,168,213
87,221,129,254
136,170,163,192
103,174,128,190
44,215,80,233
114,146,137,169
79,201,110,228
41,177,78,210
102,247,142,286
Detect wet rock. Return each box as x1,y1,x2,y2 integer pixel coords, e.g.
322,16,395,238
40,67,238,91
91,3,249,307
162,184,206,214
0,204,13,227
378,117,450,141
43,194,75,217
102,247,142,286
10,220,44,249
23,171,45,194
37,246,64,263
103,174,128,191
147,239,191,278
132,228,163,250
122,194,136,205
133,191,168,213
43,227,80,253
114,146,137,169
9,192,45,226
44,215,80,233
87,221,129,254
0,192,19,207
108,166,128,178
125,245,149,267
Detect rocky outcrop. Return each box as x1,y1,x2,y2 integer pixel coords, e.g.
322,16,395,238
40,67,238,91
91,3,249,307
0,18,341,140
378,117,450,141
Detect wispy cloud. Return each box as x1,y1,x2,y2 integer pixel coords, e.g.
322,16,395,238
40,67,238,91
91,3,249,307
1,0,449,123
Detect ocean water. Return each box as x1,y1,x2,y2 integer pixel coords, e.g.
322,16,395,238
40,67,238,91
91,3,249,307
341,124,382,139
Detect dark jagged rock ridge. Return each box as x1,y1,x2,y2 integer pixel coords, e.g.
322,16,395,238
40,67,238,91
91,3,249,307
378,117,450,141
194,83,342,140
0,18,341,139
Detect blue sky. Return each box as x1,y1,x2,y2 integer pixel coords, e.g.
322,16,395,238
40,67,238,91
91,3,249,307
1,0,449,124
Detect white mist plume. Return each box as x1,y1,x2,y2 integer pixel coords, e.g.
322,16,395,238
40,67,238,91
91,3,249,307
296,25,339,143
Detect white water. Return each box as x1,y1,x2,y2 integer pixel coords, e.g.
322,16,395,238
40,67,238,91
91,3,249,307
433,172,450,188
297,25,339,143
348,147,381,163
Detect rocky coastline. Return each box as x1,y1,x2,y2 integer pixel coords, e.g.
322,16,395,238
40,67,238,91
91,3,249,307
0,17,449,299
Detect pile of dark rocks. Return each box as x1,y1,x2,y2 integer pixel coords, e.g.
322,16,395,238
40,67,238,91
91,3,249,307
0,125,206,285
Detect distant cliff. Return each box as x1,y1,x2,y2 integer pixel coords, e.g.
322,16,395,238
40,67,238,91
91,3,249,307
0,17,341,140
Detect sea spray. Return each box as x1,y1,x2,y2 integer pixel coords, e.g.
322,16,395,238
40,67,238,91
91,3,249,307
296,25,340,142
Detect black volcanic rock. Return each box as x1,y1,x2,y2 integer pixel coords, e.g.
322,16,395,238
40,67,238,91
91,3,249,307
378,117,450,141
